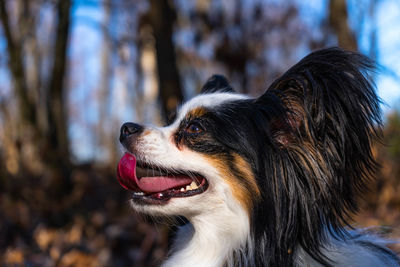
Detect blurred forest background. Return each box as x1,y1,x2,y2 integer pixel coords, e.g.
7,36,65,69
0,0,399,266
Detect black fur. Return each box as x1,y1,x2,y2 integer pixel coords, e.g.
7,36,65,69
181,48,397,266
200,74,235,94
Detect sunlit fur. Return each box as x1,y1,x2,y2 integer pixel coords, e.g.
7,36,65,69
122,48,399,266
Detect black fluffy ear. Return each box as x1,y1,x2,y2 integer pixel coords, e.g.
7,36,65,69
201,74,235,94
255,47,382,264
264,47,381,149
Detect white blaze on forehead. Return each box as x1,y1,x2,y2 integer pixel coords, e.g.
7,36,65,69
174,93,249,125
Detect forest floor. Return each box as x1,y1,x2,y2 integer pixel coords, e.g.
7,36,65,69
1,165,399,267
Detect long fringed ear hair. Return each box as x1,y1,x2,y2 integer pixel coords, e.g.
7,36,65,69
253,48,382,266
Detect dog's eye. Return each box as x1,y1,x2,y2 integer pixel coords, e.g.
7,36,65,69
186,122,204,134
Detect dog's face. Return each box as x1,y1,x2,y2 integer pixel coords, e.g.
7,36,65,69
118,86,262,218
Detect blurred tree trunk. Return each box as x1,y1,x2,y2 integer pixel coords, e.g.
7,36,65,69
98,0,118,165
148,0,183,123
0,0,71,180
0,0,43,177
0,0,37,128
329,0,358,51
46,0,71,170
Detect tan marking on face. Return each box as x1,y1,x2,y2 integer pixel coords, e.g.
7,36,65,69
233,153,261,197
204,153,260,214
142,130,152,137
186,107,208,119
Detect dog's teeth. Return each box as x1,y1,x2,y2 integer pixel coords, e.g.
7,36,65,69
190,181,198,189
186,185,191,191
134,192,144,196
180,187,185,192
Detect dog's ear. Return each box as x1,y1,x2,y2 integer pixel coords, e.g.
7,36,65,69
201,74,235,94
255,48,382,262
260,47,381,149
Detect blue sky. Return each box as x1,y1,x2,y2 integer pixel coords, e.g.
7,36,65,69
372,0,400,111
67,0,400,161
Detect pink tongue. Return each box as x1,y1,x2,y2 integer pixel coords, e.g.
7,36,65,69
117,153,193,193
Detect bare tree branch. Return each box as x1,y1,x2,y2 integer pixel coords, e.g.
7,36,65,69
0,0,37,125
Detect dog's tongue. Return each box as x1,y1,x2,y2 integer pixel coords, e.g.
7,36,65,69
117,153,193,193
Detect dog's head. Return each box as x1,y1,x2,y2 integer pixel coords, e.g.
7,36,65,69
117,48,382,264
117,75,262,218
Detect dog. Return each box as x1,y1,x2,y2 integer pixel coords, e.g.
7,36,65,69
117,48,400,266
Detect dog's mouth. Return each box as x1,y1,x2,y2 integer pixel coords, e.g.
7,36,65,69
116,153,208,204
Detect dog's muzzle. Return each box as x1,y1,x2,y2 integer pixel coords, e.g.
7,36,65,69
119,122,143,143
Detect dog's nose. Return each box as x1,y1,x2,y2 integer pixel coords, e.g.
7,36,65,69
120,122,143,143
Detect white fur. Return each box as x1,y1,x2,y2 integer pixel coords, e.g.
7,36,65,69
173,92,249,126
163,198,250,267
